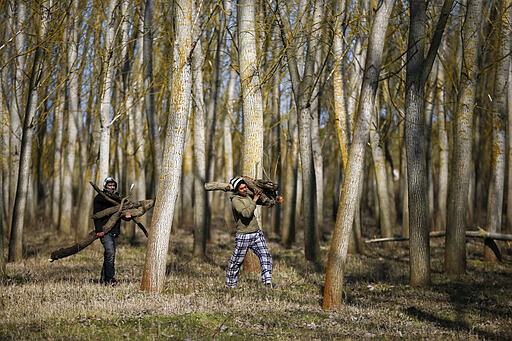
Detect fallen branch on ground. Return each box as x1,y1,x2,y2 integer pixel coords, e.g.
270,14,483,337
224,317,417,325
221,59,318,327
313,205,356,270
365,228,511,261
365,228,512,243
204,176,283,207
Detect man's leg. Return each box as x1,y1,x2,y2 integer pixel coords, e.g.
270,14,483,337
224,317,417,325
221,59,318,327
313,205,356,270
100,233,117,285
226,233,253,287
250,230,273,285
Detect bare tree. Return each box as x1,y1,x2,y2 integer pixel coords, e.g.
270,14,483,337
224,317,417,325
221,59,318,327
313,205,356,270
323,0,394,310
192,0,208,258
405,0,454,286
445,0,483,276
97,0,119,181
277,0,324,262
236,0,266,272
484,0,510,262
9,2,50,262
141,0,193,292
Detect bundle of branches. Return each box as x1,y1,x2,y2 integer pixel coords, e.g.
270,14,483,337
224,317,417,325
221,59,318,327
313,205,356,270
204,176,283,207
49,182,154,262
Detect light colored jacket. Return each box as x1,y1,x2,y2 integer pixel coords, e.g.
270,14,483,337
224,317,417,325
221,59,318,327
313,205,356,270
230,194,260,234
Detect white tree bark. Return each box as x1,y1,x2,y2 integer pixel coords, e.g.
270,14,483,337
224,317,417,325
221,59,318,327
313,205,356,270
97,0,118,181
323,0,394,309
61,0,79,236
141,0,193,292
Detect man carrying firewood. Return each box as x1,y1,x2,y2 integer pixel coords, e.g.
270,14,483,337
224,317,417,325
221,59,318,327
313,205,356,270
94,176,132,286
225,177,275,288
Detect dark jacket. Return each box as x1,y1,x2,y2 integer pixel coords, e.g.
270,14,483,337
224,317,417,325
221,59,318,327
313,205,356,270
93,192,122,235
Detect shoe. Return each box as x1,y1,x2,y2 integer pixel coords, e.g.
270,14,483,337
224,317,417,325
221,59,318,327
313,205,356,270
265,283,277,289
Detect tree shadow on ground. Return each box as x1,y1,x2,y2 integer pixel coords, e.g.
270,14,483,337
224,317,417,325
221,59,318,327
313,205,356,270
404,305,502,340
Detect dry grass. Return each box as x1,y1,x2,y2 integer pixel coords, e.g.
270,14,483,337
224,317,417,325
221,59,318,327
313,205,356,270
1,225,511,340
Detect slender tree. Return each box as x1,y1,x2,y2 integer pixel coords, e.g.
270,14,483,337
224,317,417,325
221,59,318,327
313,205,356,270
192,0,208,258
237,0,266,272
141,0,193,292
445,0,483,276
277,0,324,261
323,0,394,309
9,2,50,262
484,0,510,262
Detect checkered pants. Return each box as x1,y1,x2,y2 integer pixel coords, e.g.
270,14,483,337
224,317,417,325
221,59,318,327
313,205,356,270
226,230,272,287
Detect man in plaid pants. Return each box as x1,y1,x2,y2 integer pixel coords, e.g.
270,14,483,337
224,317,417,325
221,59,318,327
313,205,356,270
226,177,274,288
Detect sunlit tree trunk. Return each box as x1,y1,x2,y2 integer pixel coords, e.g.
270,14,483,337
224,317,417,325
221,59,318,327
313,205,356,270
238,0,265,272
445,0,483,276
485,0,510,262
97,0,118,181
332,0,349,168
141,0,192,292
323,0,394,309
435,60,449,232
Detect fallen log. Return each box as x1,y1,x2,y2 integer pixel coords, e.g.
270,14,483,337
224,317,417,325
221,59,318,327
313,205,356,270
204,176,283,207
364,228,511,261
364,228,512,243
49,184,155,262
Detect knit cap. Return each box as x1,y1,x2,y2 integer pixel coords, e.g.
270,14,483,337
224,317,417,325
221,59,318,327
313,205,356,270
230,177,245,192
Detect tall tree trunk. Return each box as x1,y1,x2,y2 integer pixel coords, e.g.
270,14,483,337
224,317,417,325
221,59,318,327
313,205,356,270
485,0,510,262
192,2,208,258
223,66,236,228
277,0,323,262
370,121,394,239
97,0,118,181
445,0,483,277
62,0,79,238
9,3,49,262
435,60,449,232
51,93,64,231
143,0,161,195
238,0,265,272
8,2,26,235
405,0,431,287
323,0,394,310
507,57,512,235
141,0,192,292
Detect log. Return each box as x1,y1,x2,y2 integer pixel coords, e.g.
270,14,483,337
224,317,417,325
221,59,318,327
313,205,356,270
364,228,512,261
49,184,155,262
204,176,283,207
364,228,512,243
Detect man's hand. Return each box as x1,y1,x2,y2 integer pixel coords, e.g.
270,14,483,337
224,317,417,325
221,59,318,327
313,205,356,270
96,231,105,237
253,188,262,202
125,212,132,219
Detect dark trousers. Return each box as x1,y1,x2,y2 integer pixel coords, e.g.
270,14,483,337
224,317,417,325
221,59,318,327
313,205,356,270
100,233,118,284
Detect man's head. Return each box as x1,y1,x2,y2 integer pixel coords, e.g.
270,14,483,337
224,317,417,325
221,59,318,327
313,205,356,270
103,176,118,194
230,177,247,195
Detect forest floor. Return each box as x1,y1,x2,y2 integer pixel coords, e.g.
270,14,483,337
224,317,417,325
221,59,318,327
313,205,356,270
1,219,511,340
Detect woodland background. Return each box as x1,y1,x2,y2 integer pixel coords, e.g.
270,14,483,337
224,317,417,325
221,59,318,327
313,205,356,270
1,0,512,313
